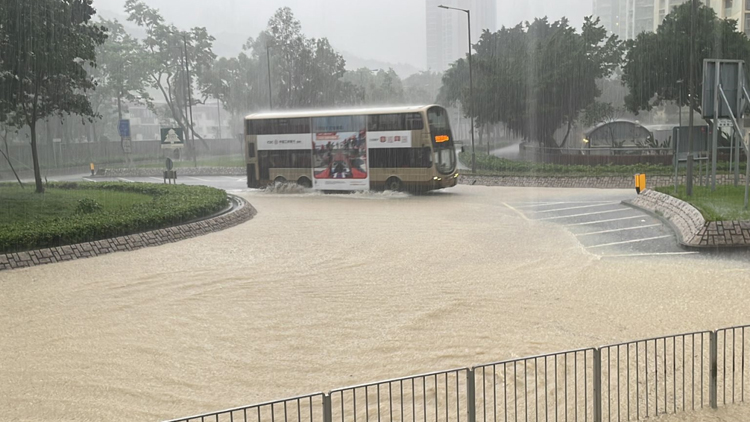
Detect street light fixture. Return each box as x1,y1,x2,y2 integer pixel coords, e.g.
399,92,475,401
439,4,476,174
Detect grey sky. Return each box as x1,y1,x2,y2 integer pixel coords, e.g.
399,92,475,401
93,0,592,70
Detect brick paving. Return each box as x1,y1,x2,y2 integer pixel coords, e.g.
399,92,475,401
0,196,256,272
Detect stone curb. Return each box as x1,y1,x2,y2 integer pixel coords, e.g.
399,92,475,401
458,174,747,190
0,195,257,272
625,189,750,249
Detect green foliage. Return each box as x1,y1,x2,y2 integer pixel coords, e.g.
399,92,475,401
124,0,216,137
0,0,107,193
460,151,675,176
440,17,623,148
241,7,355,109
0,182,228,253
655,185,750,221
581,101,618,128
76,198,103,214
622,3,750,114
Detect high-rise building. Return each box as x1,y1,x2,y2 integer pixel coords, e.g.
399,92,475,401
425,0,498,72
593,0,750,40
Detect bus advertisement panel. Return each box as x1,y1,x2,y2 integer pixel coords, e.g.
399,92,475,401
367,130,411,148
257,133,312,150
312,130,368,190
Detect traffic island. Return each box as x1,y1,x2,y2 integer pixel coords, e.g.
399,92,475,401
625,189,750,248
0,194,256,271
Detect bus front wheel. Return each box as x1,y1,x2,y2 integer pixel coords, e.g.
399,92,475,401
297,177,312,188
384,177,402,192
274,176,287,184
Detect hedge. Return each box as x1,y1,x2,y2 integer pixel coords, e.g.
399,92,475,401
0,182,228,253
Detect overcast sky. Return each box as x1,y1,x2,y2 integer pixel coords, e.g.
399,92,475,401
93,0,592,70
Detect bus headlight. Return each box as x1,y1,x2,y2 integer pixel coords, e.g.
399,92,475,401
433,176,442,181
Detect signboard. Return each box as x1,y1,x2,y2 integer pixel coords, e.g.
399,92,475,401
312,130,369,191
122,136,132,153
367,130,412,148
702,60,743,119
160,127,185,149
118,119,131,138
256,133,312,150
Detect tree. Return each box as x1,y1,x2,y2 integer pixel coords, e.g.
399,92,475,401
124,0,216,150
246,8,352,109
622,2,750,115
90,18,150,151
0,0,106,193
439,17,623,148
403,71,443,104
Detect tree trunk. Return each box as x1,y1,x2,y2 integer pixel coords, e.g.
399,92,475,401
30,122,44,193
559,119,573,148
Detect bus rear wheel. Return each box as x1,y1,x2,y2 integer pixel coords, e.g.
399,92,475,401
297,177,312,188
384,177,402,192
274,176,287,185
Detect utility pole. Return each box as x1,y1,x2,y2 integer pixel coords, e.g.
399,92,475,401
266,44,273,110
686,0,696,195
182,33,197,167
439,5,476,173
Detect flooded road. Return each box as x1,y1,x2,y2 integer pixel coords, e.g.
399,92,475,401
1,185,749,421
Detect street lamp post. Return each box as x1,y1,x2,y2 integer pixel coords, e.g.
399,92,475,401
686,0,697,196
266,44,273,110
439,4,476,174
169,30,197,166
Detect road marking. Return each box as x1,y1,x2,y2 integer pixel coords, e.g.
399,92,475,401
222,176,239,180
82,178,95,182
575,224,662,237
586,235,672,249
188,176,210,182
600,252,700,258
536,208,631,221
511,202,565,208
149,177,163,181
533,202,620,213
117,177,134,183
503,202,530,221
237,178,246,182
565,215,645,226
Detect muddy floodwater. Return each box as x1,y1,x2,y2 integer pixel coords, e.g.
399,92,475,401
2,185,750,421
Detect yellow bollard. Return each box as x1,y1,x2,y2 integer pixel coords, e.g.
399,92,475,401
634,173,646,194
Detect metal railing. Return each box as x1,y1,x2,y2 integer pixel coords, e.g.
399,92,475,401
165,325,750,422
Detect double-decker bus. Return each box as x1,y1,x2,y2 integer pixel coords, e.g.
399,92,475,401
244,105,458,192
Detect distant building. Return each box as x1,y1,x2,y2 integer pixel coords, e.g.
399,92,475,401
593,0,750,40
126,102,232,141
425,0,498,72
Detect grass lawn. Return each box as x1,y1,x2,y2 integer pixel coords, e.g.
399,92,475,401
0,184,152,225
0,182,228,253
655,185,750,221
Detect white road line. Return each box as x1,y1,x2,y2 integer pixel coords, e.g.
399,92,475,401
222,176,239,180
503,203,530,221
149,177,163,181
82,178,95,182
117,177,134,183
537,208,631,221
575,224,662,237
586,235,672,249
237,178,246,182
565,215,645,226
188,176,210,182
511,202,565,208
533,202,620,213
601,252,700,258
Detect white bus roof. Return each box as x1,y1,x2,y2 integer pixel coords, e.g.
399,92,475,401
245,105,438,120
